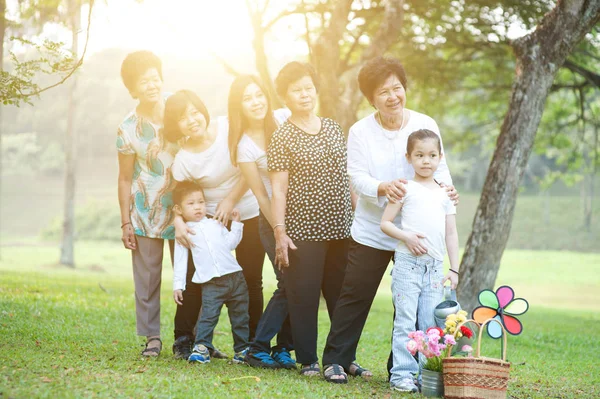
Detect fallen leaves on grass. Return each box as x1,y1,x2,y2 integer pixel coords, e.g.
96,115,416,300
222,376,261,384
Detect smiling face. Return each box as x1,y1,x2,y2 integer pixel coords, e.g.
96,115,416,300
178,190,207,222
130,68,162,105
372,74,406,118
177,103,208,140
284,75,317,114
406,138,443,179
241,83,269,123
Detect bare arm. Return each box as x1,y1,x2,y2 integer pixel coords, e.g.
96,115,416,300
443,214,460,289
380,200,428,256
239,162,274,227
270,170,297,268
214,175,249,224
118,153,136,250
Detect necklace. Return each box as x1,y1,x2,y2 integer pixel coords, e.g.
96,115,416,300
376,110,404,140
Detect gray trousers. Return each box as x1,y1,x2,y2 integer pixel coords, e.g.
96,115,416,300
131,235,172,337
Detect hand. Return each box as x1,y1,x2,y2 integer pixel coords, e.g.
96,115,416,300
121,223,137,250
442,272,458,289
440,183,459,205
174,216,195,248
173,290,184,305
274,230,297,270
231,208,241,222
215,198,235,225
402,231,428,256
385,179,407,203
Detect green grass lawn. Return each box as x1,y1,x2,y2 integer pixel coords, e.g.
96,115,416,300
1,242,599,398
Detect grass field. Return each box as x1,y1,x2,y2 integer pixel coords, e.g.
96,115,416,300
1,242,599,398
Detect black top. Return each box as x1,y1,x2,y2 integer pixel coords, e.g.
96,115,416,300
267,117,353,241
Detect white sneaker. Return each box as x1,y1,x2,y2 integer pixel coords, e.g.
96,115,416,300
391,377,419,393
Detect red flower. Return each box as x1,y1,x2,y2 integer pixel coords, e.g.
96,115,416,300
427,327,444,336
460,326,473,339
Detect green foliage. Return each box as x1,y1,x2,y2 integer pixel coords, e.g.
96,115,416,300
1,132,64,175
40,199,121,241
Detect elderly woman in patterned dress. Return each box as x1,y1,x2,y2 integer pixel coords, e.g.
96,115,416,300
267,62,353,377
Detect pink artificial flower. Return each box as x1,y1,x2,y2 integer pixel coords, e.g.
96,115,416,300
406,340,418,356
444,334,456,346
462,345,473,353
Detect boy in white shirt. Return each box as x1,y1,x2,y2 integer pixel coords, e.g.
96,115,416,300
381,129,460,393
172,181,249,364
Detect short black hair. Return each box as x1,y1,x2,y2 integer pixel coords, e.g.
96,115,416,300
275,61,320,99
172,181,204,206
406,129,442,155
120,51,163,96
358,56,407,104
163,90,211,143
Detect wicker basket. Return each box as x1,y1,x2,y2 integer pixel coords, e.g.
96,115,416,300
443,318,510,399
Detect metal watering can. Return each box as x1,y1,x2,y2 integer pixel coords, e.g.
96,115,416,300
434,286,461,329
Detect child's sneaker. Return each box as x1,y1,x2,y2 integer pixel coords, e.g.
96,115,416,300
245,351,280,369
188,344,210,364
272,349,296,370
391,378,419,393
233,347,249,364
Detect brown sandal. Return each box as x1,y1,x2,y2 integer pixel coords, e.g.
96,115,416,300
348,361,372,379
141,337,162,357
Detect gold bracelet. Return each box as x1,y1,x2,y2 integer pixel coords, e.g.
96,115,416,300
273,223,285,230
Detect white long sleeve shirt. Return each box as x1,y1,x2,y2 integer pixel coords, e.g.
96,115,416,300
348,110,453,251
173,219,244,290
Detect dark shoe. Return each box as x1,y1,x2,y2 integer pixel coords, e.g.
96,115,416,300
208,347,229,359
141,337,162,357
172,336,193,360
272,348,296,370
323,364,348,384
245,351,281,369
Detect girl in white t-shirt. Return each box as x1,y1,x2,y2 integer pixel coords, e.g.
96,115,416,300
380,129,460,393
163,90,265,354
226,75,296,369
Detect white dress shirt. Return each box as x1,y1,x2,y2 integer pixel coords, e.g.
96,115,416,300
348,110,453,251
173,219,244,290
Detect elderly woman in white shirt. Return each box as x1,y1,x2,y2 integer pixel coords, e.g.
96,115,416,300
321,56,459,383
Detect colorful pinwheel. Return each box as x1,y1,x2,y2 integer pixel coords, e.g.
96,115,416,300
472,285,529,339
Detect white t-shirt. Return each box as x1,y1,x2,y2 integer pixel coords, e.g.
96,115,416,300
171,116,259,220
348,110,453,251
236,108,291,199
396,180,456,261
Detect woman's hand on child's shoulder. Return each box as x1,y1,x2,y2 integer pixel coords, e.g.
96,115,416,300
440,183,459,205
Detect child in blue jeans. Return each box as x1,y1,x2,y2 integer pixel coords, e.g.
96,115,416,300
172,181,249,364
381,129,460,393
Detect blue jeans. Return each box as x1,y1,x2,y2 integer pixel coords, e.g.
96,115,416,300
390,252,444,386
249,213,293,354
194,271,249,353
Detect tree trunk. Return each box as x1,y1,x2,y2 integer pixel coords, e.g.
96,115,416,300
457,0,600,312
252,24,282,108
59,0,80,267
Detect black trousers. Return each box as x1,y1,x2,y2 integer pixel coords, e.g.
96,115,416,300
322,238,394,370
173,216,265,341
283,238,348,365
235,216,265,341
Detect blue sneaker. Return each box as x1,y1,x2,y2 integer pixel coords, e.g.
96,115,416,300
245,351,280,369
233,347,249,364
188,344,210,364
272,349,296,370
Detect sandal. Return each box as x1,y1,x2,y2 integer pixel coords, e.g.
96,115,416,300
141,337,162,357
348,361,372,379
300,362,321,377
323,364,348,384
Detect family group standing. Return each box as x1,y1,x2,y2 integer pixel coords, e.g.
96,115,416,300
116,50,460,393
